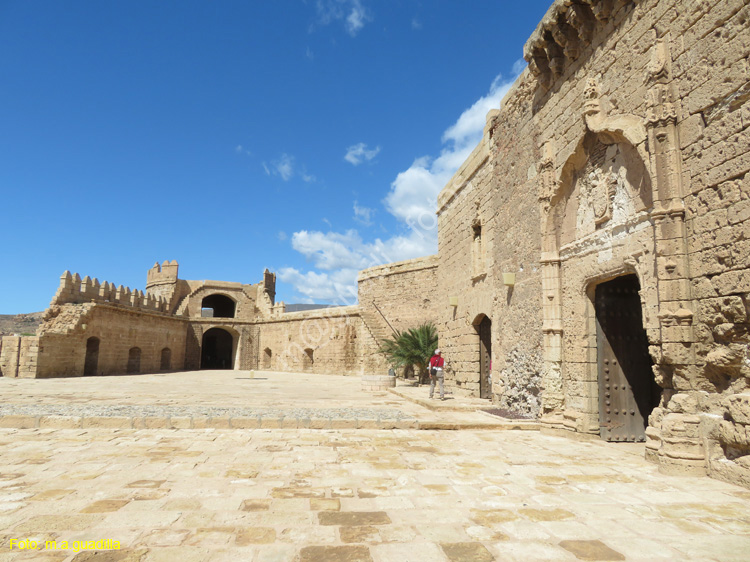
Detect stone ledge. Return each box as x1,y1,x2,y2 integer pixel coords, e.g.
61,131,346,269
0,414,538,431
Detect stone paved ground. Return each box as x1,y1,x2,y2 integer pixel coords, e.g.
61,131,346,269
1,372,749,561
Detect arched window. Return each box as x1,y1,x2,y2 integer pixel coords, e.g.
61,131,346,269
160,347,171,371
200,294,236,318
127,347,141,374
263,348,272,369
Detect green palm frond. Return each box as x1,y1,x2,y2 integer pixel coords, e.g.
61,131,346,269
378,323,438,380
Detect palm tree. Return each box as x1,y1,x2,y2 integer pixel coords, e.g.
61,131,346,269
379,323,438,384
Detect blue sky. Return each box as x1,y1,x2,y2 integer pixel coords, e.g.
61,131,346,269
0,0,552,314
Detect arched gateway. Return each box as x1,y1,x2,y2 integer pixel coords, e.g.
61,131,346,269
200,327,235,369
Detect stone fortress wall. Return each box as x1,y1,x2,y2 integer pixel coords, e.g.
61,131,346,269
508,0,748,485
0,257,439,381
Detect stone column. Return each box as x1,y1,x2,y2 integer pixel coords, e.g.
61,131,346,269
645,37,704,475
539,153,565,426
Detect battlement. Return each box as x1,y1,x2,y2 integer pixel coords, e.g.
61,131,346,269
263,268,276,302
146,260,179,288
51,271,169,313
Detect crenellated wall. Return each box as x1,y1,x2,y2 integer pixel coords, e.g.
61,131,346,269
52,271,169,313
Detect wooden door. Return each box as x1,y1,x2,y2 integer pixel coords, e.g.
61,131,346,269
596,275,659,442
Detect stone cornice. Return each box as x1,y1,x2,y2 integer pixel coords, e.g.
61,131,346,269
523,0,632,90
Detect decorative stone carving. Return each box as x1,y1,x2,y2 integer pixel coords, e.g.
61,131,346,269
544,33,565,77
551,20,580,60
583,0,614,22
585,168,616,226
583,78,601,116
567,3,595,45
524,1,626,90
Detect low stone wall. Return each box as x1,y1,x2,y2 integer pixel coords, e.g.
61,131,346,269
0,336,39,378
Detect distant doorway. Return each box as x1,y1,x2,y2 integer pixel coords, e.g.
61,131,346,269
84,337,99,376
127,347,141,374
201,328,234,370
595,275,660,442
160,347,171,371
476,316,492,399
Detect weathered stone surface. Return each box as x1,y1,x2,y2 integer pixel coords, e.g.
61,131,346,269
299,545,372,562
318,511,391,526
441,542,495,562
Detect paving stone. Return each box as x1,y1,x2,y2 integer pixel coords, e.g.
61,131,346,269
441,541,495,562
319,511,391,526
339,525,381,544
235,527,276,545
559,539,626,561
70,549,149,562
310,498,341,511
299,545,372,562
80,499,131,513
240,499,271,511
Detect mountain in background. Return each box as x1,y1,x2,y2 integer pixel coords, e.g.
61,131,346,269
0,312,44,336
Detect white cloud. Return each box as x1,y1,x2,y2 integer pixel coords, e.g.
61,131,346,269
345,0,369,36
314,0,372,37
291,230,370,271
353,201,374,225
274,154,294,181
383,71,518,237
281,66,523,303
278,267,359,304
263,153,315,183
280,228,436,302
344,142,381,165
411,18,422,30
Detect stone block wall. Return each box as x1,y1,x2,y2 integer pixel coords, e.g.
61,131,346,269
515,0,750,481
255,306,364,376
0,336,39,378
436,105,544,412
358,256,439,377
34,303,188,377
358,255,439,331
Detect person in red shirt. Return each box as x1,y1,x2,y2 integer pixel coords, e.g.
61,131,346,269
428,349,445,400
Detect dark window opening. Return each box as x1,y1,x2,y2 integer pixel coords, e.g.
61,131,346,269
201,294,236,318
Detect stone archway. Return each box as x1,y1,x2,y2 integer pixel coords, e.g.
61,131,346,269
201,294,236,318
201,328,235,370
538,98,659,437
